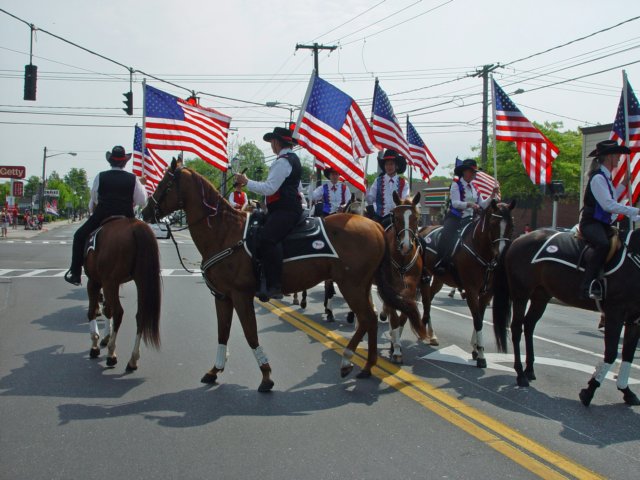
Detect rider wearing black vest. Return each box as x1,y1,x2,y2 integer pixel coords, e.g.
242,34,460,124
64,146,147,286
234,127,302,300
579,140,639,300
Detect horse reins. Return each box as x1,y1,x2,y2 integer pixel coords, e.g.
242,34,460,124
389,205,422,287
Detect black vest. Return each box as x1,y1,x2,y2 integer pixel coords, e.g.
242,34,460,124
95,169,136,218
581,169,614,225
266,152,302,213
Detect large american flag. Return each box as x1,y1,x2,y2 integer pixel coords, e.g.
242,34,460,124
132,125,168,194
493,79,559,185
610,79,640,205
294,75,379,192
144,85,231,171
371,81,412,161
454,158,500,199
406,118,438,181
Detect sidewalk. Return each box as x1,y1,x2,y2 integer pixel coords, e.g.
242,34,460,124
0,219,80,241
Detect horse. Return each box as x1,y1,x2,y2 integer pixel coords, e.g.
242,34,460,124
141,159,427,392
84,217,161,371
420,200,516,367
492,228,640,406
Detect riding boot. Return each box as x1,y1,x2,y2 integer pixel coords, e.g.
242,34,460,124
259,242,283,300
65,234,84,286
580,260,603,300
434,252,451,276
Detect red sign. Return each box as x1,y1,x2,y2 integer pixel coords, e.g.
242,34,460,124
13,181,24,197
0,166,26,179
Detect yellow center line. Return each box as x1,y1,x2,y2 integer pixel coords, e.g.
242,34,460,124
261,299,605,480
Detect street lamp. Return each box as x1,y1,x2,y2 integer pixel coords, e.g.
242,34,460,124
41,146,77,212
265,101,297,125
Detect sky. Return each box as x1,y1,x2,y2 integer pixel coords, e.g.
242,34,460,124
1,0,640,189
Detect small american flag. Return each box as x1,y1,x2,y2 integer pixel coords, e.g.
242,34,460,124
454,158,500,200
406,118,438,181
144,85,231,171
610,79,640,205
371,81,412,162
132,125,168,194
493,79,559,185
294,75,379,192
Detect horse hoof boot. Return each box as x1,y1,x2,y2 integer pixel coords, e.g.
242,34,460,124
125,363,138,373
200,372,218,384
579,388,595,406
89,347,100,359
516,375,530,388
258,379,274,393
106,356,117,367
476,358,487,369
356,370,372,379
340,365,353,378
619,387,640,406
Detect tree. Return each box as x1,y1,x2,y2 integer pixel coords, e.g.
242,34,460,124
24,175,41,198
63,168,90,209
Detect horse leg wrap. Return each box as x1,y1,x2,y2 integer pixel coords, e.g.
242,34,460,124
89,319,100,337
341,349,354,369
252,346,269,366
475,330,485,358
616,361,632,390
214,344,228,370
390,327,402,353
592,361,613,384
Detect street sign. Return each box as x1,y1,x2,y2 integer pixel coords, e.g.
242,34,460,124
13,181,23,197
0,166,26,179
44,189,60,197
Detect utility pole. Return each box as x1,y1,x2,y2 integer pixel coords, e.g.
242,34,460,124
474,64,500,170
296,42,337,186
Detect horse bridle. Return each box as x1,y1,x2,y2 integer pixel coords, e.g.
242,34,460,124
462,210,512,270
390,205,422,280
149,167,183,223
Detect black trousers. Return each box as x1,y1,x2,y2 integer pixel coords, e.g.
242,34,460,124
437,214,461,263
260,209,300,288
69,209,121,274
579,219,611,289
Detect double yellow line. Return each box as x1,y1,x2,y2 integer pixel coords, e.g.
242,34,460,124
261,299,604,480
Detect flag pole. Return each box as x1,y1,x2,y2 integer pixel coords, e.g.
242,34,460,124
407,115,413,192
623,70,633,208
490,74,498,182
141,78,147,181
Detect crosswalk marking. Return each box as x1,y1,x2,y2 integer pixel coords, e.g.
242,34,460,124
0,268,201,278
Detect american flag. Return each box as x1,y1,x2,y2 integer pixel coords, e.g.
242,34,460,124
132,125,168,194
493,79,559,185
609,79,640,205
294,75,379,192
454,158,500,200
406,118,438,181
144,84,231,171
371,81,412,162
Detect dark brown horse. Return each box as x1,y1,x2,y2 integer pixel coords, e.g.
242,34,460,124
420,200,516,367
492,228,640,406
85,218,161,371
141,160,426,392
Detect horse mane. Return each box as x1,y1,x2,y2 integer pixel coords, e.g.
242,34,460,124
183,167,246,220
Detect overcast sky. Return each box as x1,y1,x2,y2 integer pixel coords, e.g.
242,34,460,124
1,0,640,187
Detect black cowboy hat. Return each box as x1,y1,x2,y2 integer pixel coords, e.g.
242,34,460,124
105,145,132,164
263,126,297,145
232,181,243,188
588,139,631,158
454,158,479,177
378,149,407,175
323,167,340,180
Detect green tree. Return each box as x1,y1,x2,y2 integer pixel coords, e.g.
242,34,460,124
24,175,41,198
63,168,90,209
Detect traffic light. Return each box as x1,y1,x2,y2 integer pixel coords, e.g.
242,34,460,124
24,64,38,101
122,91,133,116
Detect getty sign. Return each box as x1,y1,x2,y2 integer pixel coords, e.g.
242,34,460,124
0,166,26,179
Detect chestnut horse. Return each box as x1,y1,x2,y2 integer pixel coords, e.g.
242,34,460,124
142,160,426,392
420,200,515,367
492,229,640,406
85,218,161,371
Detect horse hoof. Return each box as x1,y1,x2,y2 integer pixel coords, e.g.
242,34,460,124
476,358,487,368
356,370,372,379
525,370,536,381
379,313,387,322
125,363,138,373
325,312,335,323
619,387,640,406
340,365,353,378
200,372,218,384
429,338,439,346
471,351,478,360
346,312,354,324
106,356,117,367
258,379,274,393
300,299,307,309
392,355,403,364
292,298,299,306
516,376,530,388
579,388,594,407
89,347,100,359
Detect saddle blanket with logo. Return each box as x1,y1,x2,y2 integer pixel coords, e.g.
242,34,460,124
243,214,338,263
85,226,104,254
531,230,629,276
420,221,473,256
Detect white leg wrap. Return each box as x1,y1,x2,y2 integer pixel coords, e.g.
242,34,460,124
252,346,269,366
103,318,112,337
470,330,477,347
89,319,99,336
214,344,228,370
390,327,402,351
341,349,354,368
592,361,613,384
475,330,484,348
616,361,632,389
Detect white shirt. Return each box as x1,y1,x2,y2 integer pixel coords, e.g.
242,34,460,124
589,165,640,222
311,182,349,214
246,148,293,196
365,173,410,216
227,190,247,209
449,178,492,218
89,167,147,214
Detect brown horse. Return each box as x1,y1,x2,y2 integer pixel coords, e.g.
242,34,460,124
492,228,640,406
141,160,426,392
420,200,516,367
85,218,161,371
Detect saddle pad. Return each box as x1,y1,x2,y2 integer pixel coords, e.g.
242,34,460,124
243,216,338,263
85,226,104,254
531,231,628,276
421,221,473,256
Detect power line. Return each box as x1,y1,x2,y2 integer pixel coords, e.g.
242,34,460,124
308,0,388,43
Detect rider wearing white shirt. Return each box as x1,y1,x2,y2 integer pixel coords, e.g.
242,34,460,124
311,168,350,216
365,149,409,227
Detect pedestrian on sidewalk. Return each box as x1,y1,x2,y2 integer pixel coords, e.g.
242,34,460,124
1,208,9,238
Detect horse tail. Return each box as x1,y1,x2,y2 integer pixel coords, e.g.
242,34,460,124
132,221,162,349
491,258,511,353
374,239,428,341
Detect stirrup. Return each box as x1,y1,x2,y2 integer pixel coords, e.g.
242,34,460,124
588,279,603,301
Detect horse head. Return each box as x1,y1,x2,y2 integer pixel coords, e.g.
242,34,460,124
391,191,421,255
478,198,516,261
142,157,185,223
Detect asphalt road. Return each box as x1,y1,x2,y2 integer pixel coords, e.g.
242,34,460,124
1,222,639,479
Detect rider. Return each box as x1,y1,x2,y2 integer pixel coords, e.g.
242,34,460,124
434,158,499,275
64,146,147,286
234,126,302,300
365,149,409,227
311,167,350,217
228,181,248,210
579,139,640,300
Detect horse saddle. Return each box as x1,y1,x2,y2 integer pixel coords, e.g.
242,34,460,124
243,211,338,263
531,230,627,275
420,219,473,256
